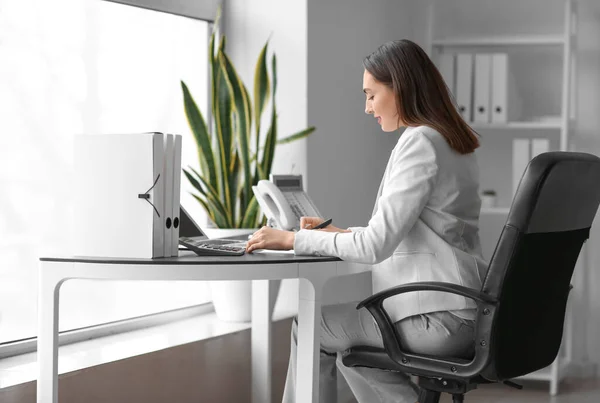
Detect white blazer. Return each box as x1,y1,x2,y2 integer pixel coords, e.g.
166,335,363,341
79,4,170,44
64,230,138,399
294,125,489,322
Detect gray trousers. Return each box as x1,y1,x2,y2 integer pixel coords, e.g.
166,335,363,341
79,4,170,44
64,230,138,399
282,302,476,403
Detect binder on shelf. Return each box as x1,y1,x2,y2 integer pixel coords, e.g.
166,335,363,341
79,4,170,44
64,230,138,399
163,134,174,257
531,138,550,158
512,138,530,197
474,53,492,124
438,52,456,96
491,53,522,123
73,133,165,259
455,53,474,122
171,134,183,256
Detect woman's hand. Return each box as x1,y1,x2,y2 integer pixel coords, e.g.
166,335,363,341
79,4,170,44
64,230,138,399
246,226,295,253
300,217,351,233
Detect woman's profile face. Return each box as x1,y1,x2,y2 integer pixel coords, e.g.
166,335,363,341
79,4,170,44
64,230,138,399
363,70,400,132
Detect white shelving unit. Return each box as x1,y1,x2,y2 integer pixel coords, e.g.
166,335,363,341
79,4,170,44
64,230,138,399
470,120,563,130
480,207,510,215
432,35,566,47
428,0,578,396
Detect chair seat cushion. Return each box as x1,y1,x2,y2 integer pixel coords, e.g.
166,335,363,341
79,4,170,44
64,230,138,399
343,346,472,371
342,346,408,372
342,345,499,394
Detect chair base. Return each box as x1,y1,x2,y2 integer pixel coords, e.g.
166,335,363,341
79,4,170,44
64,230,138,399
418,390,466,403
417,376,477,403
418,389,441,403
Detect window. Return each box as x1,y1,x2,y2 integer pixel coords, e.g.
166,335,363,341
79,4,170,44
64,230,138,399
0,0,214,344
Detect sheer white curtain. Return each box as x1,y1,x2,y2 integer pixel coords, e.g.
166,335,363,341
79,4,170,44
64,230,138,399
0,0,211,343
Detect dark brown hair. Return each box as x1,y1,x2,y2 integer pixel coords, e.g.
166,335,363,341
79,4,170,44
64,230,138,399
363,39,479,154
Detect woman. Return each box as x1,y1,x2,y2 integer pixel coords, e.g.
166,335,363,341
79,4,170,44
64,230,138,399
246,39,488,403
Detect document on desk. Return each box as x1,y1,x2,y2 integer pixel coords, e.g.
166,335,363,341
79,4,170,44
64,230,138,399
163,134,174,257
171,134,183,256
73,132,166,259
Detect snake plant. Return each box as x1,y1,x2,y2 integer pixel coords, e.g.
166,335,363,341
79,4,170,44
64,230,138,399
181,27,315,229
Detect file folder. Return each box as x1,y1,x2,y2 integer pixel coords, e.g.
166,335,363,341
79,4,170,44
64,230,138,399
150,133,165,258
531,138,550,158
474,54,492,124
491,53,522,123
73,133,165,258
456,53,474,122
163,134,174,257
438,53,456,96
171,134,183,256
512,138,530,197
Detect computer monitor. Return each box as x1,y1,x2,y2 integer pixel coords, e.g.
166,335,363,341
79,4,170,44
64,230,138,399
178,206,206,238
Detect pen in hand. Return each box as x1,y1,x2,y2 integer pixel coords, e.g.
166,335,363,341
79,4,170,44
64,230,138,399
310,218,333,230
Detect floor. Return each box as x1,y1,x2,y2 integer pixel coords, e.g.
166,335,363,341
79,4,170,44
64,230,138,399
343,378,600,403
438,379,600,403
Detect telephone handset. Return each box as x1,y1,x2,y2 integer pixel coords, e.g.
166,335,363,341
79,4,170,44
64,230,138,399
255,181,296,230
252,175,322,231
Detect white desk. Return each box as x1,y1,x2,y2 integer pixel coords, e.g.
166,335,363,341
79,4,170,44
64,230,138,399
37,251,366,403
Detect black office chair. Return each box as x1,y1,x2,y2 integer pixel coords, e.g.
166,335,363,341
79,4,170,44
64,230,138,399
342,152,600,403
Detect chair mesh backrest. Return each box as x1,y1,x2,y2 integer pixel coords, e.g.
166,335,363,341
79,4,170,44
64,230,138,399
481,152,600,380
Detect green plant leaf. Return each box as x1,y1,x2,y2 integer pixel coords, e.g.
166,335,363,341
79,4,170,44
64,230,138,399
192,171,231,228
181,81,217,189
212,5,222,36
206,196,230,228
221,51,253,214
272,53,277,99
253,41,271,135
228,151,241,226
241,83,253,143
249,126,316,159
256,162,266,181
261,114,277,179
188,166,219,199
235,173,247,218
277,126,316,145
183,167,204,194
214,55,234,218
218,35,226,53
191,193,229,228
209,34,226,145
253,41,271,181
183,32,318,229
190,192,214,222
184,167,232,227
239,195,262,228
260,53,278,178
209,32,217,133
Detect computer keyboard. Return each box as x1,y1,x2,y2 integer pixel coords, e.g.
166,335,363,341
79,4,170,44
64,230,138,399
179,237,246,256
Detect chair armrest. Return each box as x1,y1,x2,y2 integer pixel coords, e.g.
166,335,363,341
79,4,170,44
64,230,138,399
354,281,498,379
357,281,497,310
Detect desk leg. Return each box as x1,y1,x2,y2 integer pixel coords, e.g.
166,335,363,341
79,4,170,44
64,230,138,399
37,263,64,403
252,280,274,403
296,279,323,403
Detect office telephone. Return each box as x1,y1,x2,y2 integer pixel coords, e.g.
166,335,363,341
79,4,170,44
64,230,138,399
252,175,322,231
